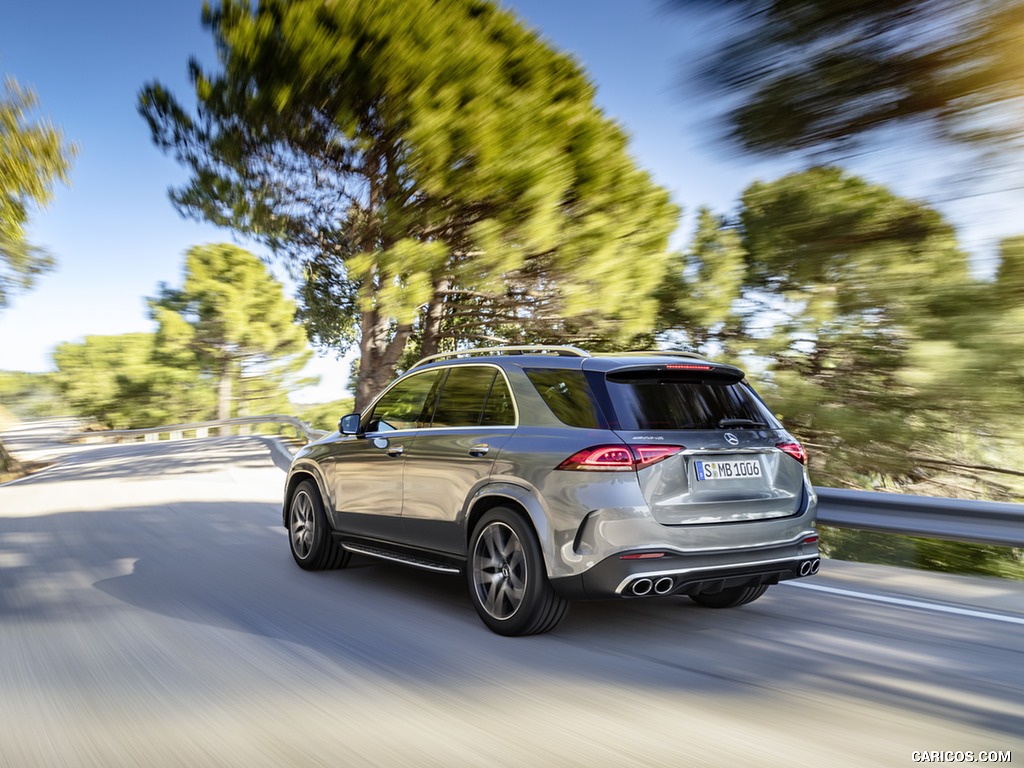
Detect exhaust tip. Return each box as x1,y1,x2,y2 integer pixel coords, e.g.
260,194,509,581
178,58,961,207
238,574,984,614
631,578,653,596
799,558,821,577
654,577,674,595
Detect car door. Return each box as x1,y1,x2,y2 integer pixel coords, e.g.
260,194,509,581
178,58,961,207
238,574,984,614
329,368,443,541
400,364,516,554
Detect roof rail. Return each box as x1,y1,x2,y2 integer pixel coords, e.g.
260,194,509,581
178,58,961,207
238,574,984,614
594,350,708,360
410,345,591,369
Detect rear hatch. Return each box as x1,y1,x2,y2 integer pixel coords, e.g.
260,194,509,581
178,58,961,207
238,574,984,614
593,363,806,525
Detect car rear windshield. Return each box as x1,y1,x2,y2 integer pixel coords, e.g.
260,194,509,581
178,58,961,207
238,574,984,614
604,372,781,431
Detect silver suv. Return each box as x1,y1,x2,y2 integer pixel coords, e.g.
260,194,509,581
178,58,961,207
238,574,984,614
283,346,819,636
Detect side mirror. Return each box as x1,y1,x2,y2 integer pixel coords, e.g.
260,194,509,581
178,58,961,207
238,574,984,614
339,412,363,436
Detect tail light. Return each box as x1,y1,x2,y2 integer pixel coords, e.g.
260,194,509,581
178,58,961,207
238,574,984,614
557,444,683,471
776,441,807,465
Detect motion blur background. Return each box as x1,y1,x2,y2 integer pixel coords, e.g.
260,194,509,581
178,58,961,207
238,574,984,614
2,0,1023,572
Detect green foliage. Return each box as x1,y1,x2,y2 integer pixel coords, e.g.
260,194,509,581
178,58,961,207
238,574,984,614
733,167,969,483
0,370,62,418
48,245,313,429
139,0,679,407
740,167,968,319
296,398,356,433
655,166,1024,503
0,76,75,309
750,168,1019,491
0,403,16,430
820,526,1024,580
150,244,313,419
672,0,1024,160
52,333,213,429
657,207,745,352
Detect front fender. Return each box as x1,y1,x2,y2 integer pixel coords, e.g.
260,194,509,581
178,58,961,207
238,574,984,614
282,459,333,527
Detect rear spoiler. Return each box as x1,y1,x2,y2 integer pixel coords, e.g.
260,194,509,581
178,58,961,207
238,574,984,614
604,363,745,384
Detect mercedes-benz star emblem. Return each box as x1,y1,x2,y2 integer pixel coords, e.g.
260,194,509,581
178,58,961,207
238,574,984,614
724,433,740,445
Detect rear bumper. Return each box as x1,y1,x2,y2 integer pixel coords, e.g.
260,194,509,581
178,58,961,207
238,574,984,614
550,535,820,600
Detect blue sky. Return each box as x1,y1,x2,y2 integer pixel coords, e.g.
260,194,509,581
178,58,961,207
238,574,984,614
1,0,1017,401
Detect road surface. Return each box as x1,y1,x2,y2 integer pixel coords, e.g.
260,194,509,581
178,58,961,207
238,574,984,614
1,427,1021,767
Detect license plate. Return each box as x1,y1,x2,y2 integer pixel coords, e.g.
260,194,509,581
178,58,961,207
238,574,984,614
694,458,762,481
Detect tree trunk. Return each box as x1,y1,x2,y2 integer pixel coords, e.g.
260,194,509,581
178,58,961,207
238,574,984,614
0,439,23,478
420,275,450,360
217,363,233,422
352,148,418,410
355,304,414,411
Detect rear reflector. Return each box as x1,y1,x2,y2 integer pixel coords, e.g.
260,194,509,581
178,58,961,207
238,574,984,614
620,552,666,560
557,444,684,471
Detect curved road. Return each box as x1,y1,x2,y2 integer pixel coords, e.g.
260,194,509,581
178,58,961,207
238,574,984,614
1,426,1022,767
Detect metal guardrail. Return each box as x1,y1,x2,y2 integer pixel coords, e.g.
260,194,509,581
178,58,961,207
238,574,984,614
70,415,328,445
815,487,1024,548
64,419,1023,548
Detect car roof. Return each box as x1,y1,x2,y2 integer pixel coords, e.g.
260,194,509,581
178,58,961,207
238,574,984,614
407,346,744,377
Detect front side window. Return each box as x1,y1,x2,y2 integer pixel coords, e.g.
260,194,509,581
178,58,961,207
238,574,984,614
365,370,441,432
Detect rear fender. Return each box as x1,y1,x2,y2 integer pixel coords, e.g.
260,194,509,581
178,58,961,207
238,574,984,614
466,482,562,578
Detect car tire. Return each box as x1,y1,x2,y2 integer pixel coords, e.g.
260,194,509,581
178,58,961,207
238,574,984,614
288,479,350,571
468,507,568,636
689,584,768,609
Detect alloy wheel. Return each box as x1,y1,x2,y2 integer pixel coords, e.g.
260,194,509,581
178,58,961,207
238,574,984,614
290,490,315,560
472,521,528,619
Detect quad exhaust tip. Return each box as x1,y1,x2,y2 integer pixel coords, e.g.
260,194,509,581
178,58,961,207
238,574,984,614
629,560,818,597
799,558,821,576
629,577,675,596
630,578,653,596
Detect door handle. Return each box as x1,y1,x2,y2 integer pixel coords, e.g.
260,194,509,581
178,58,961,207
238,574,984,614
386,445,404,457
468,444,490,457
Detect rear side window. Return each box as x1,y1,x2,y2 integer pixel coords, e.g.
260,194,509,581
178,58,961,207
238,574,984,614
481,375,515,426
605,375,781,431
431,366,502,427
524,369,603,429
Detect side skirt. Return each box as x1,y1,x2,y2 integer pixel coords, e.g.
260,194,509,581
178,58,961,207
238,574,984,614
332,533,464,575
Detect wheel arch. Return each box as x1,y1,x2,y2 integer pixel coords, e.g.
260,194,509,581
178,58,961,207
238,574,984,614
465,483,555,575
283,464,330,528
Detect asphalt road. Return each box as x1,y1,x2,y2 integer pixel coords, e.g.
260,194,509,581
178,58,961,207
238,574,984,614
1,427,1022,767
